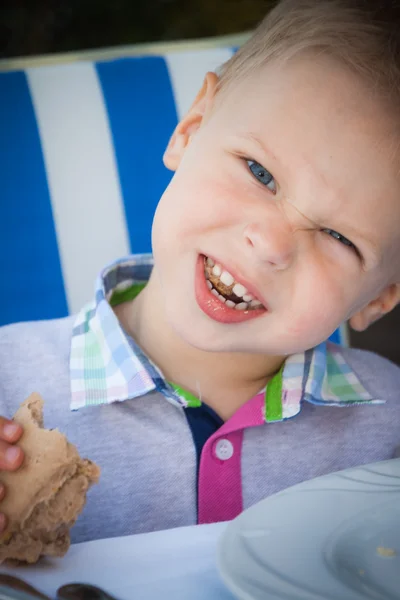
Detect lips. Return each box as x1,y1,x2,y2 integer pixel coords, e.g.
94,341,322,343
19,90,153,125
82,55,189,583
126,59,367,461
194,255,267,324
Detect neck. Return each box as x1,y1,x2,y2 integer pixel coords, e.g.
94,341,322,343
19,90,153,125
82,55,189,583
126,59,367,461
114,275,286,420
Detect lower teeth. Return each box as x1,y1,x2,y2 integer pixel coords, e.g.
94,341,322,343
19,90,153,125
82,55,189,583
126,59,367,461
207,276,258,311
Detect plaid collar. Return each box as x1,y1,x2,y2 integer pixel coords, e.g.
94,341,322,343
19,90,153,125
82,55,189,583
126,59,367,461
70,254,383,419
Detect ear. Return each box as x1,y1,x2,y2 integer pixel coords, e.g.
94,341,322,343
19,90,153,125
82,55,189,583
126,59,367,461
349,283,400,331
163,71,219,171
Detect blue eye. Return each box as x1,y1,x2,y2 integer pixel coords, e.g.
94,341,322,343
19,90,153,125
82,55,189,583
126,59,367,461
324,229,356,251
247,160,276,193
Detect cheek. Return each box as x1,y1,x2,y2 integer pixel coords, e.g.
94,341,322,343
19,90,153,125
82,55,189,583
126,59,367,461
280,305,341,351
154,168,240,242
286,267,353,339
280,308,326,349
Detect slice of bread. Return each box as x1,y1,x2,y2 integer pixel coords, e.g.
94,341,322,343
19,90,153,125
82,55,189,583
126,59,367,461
0,393,100,564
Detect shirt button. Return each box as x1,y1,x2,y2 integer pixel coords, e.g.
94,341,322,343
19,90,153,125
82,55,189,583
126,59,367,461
215,438,234,460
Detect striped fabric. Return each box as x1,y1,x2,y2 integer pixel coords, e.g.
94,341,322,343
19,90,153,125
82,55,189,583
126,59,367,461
0,44,343,345
0,47,233,326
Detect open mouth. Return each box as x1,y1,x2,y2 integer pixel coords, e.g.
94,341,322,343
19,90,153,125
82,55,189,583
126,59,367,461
203,256,265,311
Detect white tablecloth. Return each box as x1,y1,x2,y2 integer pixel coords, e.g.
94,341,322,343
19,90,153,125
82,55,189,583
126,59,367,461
1,522,236,599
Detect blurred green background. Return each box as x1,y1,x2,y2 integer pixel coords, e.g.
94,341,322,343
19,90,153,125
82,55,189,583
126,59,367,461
1,0,276,59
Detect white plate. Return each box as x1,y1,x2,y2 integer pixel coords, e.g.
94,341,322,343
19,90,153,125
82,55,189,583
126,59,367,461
217,459,400,600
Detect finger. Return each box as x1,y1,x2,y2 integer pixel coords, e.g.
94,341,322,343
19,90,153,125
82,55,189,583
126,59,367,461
0,417,22,443
0,482,5,502
0,440,24,471
0,512,7,534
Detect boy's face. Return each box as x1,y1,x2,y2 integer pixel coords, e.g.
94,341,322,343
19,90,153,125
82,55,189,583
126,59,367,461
150,55,400,355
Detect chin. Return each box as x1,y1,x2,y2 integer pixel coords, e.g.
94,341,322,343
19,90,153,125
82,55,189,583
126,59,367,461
164,306,222,353
164,307,262,354
169,318,223,352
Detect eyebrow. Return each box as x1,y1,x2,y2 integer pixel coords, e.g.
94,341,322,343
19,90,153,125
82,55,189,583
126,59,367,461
233,131,278,164
231,132,382,265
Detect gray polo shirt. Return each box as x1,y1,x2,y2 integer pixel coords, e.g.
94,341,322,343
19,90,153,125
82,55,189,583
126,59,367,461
0,313,400,544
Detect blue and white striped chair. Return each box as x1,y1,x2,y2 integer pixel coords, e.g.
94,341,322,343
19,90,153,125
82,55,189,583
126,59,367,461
0,39,344,345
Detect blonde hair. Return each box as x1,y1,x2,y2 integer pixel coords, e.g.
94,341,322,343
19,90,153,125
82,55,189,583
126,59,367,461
217,0,400,106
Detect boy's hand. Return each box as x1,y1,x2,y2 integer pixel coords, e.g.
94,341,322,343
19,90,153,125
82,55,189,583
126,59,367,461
0,418,24,533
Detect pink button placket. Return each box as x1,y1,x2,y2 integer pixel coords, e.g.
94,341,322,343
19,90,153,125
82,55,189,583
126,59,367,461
197,391,265,524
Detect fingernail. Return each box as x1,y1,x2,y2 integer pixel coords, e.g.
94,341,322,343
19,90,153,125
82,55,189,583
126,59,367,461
3,423,20,438
5,446,21,464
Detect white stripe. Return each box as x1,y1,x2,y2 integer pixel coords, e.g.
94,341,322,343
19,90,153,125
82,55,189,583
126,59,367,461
27,63,130,314
165,48,234,120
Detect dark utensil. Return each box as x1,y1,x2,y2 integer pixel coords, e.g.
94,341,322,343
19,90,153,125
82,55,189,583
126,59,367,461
0,587,48,600
0,576,51,600
57,584,119,600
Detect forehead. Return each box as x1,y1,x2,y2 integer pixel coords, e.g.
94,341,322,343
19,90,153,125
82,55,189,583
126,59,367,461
212,55,400,267
216,55,398,175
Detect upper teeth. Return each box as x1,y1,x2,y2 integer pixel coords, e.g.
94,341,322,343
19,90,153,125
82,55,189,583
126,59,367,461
205,257,263,309
219,270,247,299
219,270,234,286
232,282,248,297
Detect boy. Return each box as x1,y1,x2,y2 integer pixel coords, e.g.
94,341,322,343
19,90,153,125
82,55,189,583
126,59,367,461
1,0,400,544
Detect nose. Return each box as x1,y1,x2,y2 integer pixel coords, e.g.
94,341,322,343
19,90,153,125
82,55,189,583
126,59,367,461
243,219,295,270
